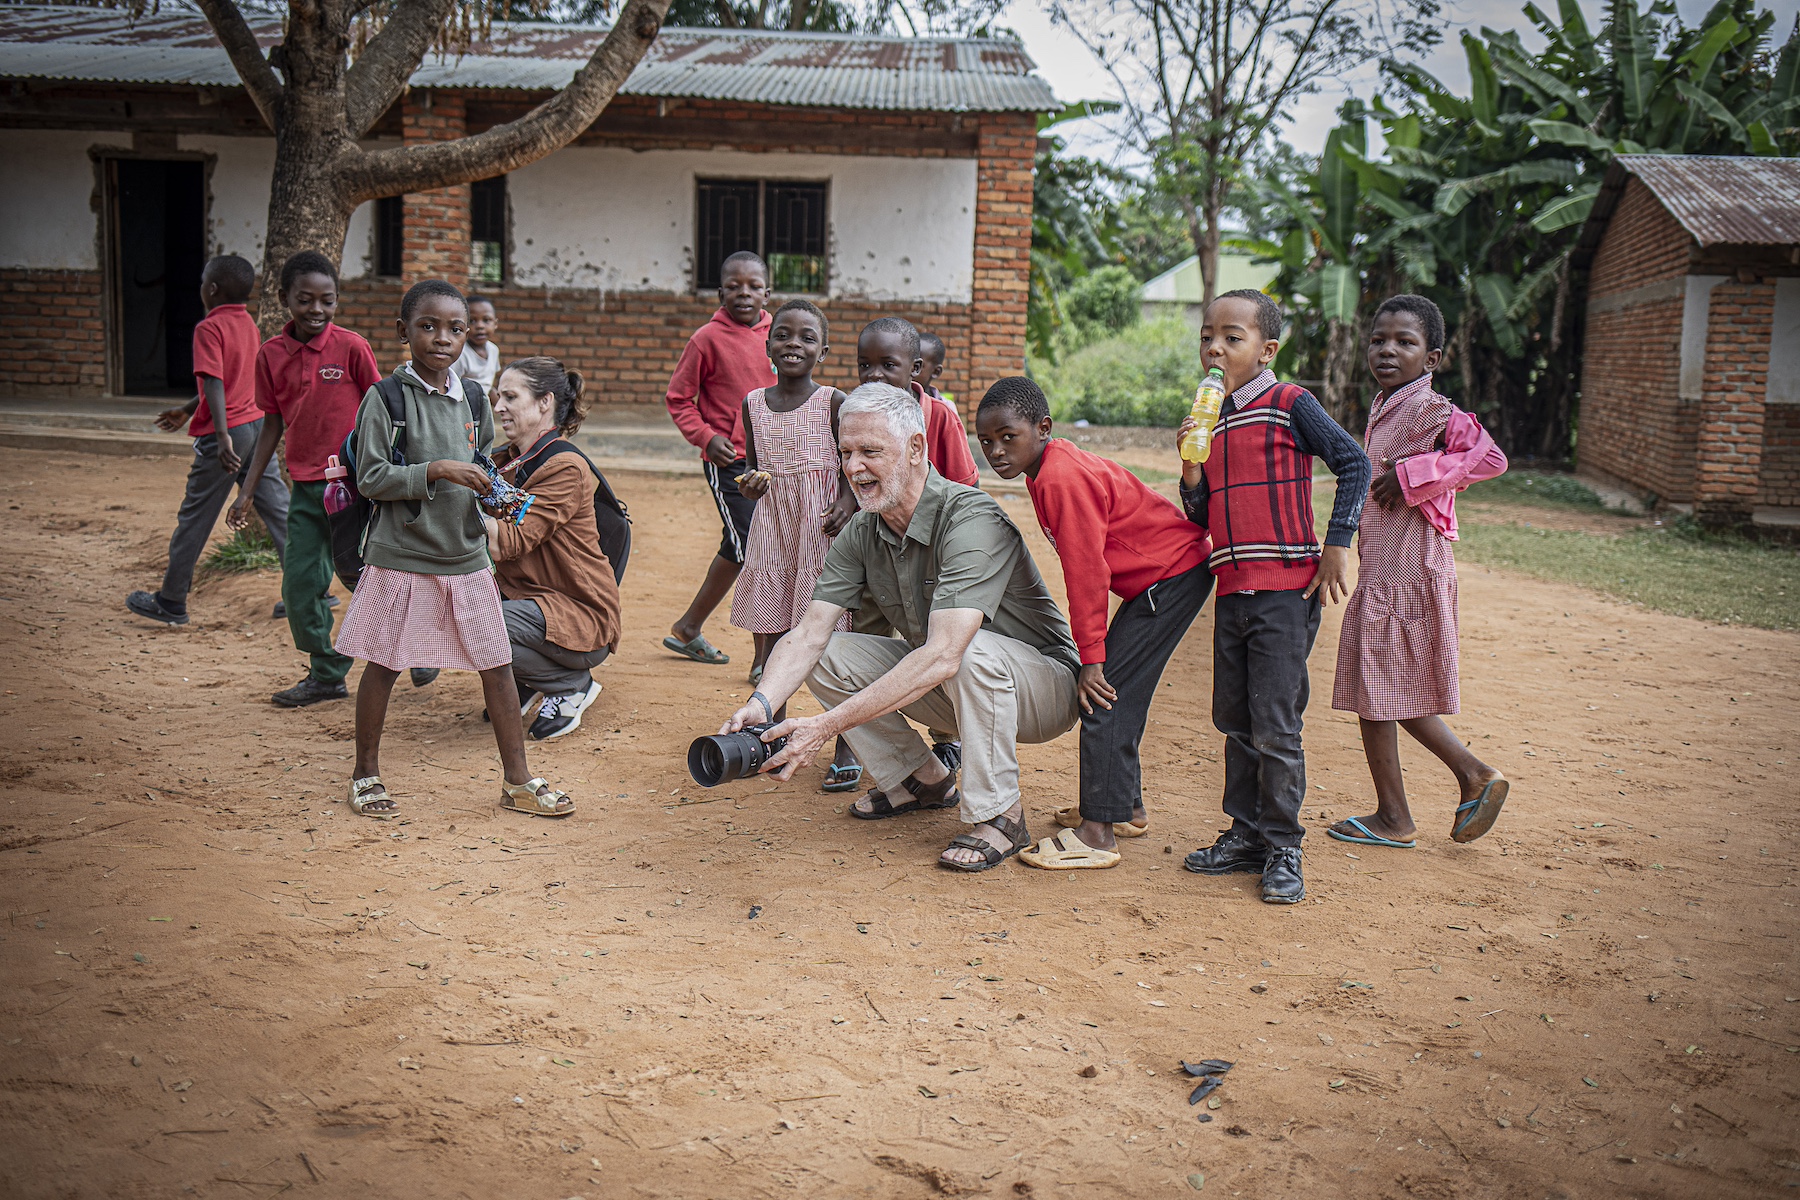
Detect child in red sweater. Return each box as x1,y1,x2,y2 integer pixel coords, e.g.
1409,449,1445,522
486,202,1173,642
975,377,1213,870
856,318,978,487
663,251,777,668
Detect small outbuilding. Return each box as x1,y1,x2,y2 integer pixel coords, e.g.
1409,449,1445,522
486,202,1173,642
1573,154,1800,526
0,5,1053,414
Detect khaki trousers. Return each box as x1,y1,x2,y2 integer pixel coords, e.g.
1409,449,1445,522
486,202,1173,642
807,630,1079,824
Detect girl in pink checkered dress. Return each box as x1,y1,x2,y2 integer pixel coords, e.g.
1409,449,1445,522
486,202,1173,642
728,300,863,791
1328,296,1510,850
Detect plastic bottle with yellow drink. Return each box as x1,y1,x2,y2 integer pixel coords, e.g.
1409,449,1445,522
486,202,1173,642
1179,366,1228,463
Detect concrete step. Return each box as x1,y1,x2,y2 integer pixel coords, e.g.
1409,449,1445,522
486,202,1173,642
0,421,192,456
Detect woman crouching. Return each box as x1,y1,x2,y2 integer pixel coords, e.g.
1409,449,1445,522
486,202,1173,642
486,357,622,740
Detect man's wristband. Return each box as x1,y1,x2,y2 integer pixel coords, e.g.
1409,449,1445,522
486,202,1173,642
749,691,774,724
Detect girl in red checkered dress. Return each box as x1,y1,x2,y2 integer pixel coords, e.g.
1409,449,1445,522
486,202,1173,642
1329,295,1510,850
728,300,862,790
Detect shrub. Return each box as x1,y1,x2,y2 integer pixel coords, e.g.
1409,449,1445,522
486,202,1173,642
1039,317,1200,427
201,526,280,576
1063,266,1143,343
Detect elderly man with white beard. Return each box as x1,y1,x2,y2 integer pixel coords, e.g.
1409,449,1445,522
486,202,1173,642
717,382,1081,871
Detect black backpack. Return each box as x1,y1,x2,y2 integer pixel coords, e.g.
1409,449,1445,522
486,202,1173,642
507,436,632,583
328,375,486,592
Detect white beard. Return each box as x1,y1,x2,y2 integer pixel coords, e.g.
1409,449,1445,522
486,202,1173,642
851,472,903,514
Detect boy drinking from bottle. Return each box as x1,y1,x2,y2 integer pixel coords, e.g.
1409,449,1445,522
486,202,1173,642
1178,290,1370,904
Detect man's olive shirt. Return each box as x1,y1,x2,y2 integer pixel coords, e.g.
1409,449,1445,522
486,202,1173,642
812,468,1081,678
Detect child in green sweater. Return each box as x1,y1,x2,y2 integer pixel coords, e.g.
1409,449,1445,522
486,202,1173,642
334,280,571,821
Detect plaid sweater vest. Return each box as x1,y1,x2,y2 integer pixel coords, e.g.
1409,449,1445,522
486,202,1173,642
1203,382,1321,594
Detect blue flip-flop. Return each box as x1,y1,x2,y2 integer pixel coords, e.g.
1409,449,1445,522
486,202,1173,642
821,764,863,793
1326,816,1417,849
1451,777,1510,843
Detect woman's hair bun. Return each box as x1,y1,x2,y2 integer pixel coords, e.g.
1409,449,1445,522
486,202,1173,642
503,356,589,435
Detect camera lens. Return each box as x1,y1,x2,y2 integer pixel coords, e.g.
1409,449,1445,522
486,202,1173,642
687,725,786,787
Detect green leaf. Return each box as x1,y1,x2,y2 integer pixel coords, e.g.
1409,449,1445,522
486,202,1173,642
1319,264,1359,323
1675,79,1747,141
1320,126,1362,260
1676,16,1740,84
1436,161,1580,216
1489,41,1597,123
1384,112,1422,151
1037,99,1121,134
1747,120,1780,156
1612,0,1655,125
1529,119,1616,155
1531,188,1597,232
1475,274,1524,357
1773,22,1800,103
1557,0,1598,67
1465,31,1501,126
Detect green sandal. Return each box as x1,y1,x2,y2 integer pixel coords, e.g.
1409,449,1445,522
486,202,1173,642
662,634,729,665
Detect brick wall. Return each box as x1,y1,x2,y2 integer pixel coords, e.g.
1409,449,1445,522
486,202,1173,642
2,268,108,396
337,279,976,410
965,115,1033,413
1693,276,1774,523
1760,403,1800,509
401,91,473,288
1576,177,1695,502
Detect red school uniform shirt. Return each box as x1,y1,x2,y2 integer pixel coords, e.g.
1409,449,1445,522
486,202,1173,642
188,303,263,438
914,382,979,487
255,321,382,481
666,309,776,460
1027,438,1211,665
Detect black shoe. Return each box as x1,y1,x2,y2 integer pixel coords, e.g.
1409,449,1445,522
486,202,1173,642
272,676,348,707
410,667,440,688
931,740,962,772
1184,828,1269,876
274,596,340,619
1260,847,1305,904
127,590,188,626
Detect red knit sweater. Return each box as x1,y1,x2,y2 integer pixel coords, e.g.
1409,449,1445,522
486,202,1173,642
914,382,979,486
1027,438,1211,665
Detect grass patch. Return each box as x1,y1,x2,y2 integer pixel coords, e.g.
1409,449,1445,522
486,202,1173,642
201,526,279,576
1464,469,1607,511
1455,520,1800,630
1124,463,1181,486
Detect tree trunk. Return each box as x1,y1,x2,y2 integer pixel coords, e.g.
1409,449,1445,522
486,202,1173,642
1321,316,1361,430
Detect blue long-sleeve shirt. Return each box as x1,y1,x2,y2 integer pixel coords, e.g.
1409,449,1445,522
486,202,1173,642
1178,370,1370,548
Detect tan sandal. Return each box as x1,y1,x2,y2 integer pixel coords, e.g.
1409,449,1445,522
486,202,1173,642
500,776,574,819
1051,803,1148,838
348,776,398,820
1019,827,1121,870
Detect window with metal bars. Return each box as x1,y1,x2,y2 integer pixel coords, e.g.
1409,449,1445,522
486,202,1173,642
695,179,828,294
471,175,507,286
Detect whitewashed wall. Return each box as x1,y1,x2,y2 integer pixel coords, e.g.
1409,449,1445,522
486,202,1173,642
3,131,978,303
508,147,978,302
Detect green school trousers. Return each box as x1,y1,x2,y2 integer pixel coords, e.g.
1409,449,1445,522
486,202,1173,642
284,481,352,685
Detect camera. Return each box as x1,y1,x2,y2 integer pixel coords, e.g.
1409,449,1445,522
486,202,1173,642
687,724,787,787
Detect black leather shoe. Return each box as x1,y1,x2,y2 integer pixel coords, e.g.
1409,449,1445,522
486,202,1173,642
1260,847,1305,904
272,677,348,707
409,667,440,688
127,590,188,626
931,741,962,772
1184,828,1269,875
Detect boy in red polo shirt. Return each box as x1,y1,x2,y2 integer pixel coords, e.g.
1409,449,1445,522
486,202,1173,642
855,317,979,487
1177,290,1370,905
662,251,777,667
227,251,380,707
974,377,1214,870
127,255,288,627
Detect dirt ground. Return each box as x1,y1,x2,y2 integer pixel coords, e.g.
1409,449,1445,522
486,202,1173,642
1,447,1796,1200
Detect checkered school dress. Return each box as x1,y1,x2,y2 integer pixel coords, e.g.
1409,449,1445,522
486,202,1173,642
730,387,853,635
1332,375,1461,721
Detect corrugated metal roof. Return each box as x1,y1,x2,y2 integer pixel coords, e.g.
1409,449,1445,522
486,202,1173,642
0,4,1057,112
1617,154,1800,246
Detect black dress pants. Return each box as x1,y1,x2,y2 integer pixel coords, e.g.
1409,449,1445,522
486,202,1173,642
1212,587,1322,850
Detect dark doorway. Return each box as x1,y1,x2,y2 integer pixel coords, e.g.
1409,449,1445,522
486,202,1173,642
108,158,207,395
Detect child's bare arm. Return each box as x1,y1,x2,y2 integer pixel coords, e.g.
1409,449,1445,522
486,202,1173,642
227,414,285,529
822,388,856,535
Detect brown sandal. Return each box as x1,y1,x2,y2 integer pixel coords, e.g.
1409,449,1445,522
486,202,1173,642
849,774,960,820
938,811,1031,873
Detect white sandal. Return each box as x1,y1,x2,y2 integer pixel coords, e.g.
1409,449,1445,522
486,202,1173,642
500,776,574,819
348,775,398,820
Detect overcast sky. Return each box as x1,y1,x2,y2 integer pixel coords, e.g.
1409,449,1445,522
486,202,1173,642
1004,0,1800,161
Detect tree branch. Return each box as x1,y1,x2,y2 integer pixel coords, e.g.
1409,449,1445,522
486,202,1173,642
787,0,811,31
343,0,461,138
192,0,281,128
337,0,673,202
713,0,740,26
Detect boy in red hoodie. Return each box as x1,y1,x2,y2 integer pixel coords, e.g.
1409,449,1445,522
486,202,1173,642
663,251,777,667
975,377,1213,869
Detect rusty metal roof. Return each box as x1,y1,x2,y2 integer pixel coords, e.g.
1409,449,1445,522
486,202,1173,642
0,4,1056,111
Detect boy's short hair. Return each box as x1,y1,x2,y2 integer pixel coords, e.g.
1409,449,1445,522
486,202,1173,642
400,279,467,321
918,331,946,362
466,293,497,311
1373,293,1447,351
861,316,920,359
1211,288,1283,342
205,255,256,303
773,297,828,343
978,375,1049,426
720,250,768,282
279,250,338,296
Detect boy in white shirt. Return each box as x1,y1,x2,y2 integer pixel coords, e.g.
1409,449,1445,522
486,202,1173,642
455,294,501,391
